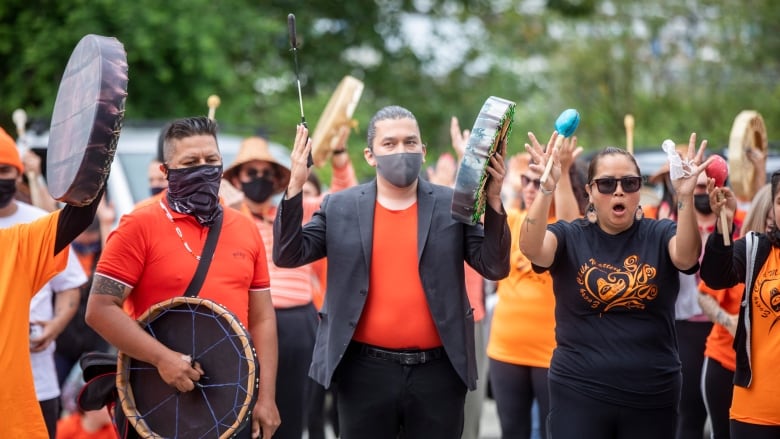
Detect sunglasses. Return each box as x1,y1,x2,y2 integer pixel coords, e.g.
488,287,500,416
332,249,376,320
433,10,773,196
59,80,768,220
591,176,642,194
521,175,541,189
246,168,275,180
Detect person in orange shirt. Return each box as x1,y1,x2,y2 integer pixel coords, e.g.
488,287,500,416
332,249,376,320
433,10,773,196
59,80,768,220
223,129,356,439
85,116,280,439
487,133,583,439
697,183,772,439
701,174,780,438
0,127,104,439
55,408,115,439
651,154,746,439
274,107,510,438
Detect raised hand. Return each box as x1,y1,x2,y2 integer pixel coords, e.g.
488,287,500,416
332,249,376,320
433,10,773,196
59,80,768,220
450,116,470,161
558,135,583,174
670,133,709,197
287,124,313,198
485,137,508,213
524,131,559,192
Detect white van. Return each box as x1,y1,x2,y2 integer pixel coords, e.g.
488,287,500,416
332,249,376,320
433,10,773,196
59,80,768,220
21,122,291,221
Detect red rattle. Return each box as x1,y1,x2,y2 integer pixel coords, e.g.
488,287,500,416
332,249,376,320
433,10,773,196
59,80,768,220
705,155,730,245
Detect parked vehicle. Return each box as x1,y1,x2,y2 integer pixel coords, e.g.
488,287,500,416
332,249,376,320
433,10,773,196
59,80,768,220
20,122,290,220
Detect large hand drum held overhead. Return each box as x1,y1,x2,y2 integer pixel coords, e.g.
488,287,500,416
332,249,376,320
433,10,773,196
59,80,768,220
310,75,364,167
451,96,516,225
727,110,767,202
46,34,128,206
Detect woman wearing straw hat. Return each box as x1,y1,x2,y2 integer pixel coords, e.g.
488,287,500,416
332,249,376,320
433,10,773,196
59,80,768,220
224,127,356,439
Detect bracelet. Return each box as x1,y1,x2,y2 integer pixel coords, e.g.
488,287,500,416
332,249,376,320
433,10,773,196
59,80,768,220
332,149,347,155
540,185,555,196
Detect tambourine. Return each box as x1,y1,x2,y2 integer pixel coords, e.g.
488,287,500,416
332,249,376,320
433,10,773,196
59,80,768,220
117,297,258,438
728,110,768,201
310,75,364,167
451,96,516,225
46,34,128,206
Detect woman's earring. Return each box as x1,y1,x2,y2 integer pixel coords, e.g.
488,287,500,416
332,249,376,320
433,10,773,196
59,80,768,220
635,205,644,221
586,203,597,224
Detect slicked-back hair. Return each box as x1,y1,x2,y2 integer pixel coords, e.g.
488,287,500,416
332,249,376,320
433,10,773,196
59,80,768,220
366,105,417,151
586,146,641,183
162,116,219,163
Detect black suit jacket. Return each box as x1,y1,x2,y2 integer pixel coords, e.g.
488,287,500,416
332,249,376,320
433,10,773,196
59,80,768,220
273,178,510,389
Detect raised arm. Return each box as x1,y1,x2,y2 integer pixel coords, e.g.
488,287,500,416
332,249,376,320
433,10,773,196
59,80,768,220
554,135,584,222
668,134,708,271
519,132,560,267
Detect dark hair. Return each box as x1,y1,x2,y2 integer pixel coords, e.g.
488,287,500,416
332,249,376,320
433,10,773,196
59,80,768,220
306,172,322,196
586,146,641,183
366,105,417,150
570,159,589,215
767,171,780,247
156,121,173,163
162,116,219,162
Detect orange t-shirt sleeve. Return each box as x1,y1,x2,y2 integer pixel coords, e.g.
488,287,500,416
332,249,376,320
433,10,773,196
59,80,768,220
16,210,69,296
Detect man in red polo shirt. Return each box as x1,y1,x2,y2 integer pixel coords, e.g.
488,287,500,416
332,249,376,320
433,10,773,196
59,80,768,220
274,106,511,438
86,116,280,439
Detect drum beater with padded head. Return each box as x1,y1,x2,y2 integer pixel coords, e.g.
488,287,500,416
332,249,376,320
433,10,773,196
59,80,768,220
288,13,313,167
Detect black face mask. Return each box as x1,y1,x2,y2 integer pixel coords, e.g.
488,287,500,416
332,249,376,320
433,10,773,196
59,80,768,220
150,186,165,196
241,177,276,203
693,193,713,215
166,164,223,226
0,178,16,208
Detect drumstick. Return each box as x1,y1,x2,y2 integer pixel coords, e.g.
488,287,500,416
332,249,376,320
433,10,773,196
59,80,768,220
288,13,313,167
12,109,27,141
624,114,635,155
207,95,221,121
12,108,43,207
540,109,580,185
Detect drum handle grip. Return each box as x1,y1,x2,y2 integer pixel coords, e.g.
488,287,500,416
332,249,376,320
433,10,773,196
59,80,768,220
718,192,731,246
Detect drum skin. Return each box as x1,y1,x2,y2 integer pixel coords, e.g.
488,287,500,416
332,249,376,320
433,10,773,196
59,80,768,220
728,110,767,202
310,75,364,167
117,297,259,439
451,96,516,225
47,34,128,206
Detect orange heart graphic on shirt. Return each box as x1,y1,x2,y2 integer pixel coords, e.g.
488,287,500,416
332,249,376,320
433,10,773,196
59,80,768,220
596,277,627,302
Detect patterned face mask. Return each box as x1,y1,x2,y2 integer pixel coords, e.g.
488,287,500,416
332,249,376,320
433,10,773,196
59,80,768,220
166,164,223,226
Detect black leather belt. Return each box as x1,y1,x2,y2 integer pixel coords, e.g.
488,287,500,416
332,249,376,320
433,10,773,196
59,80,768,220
351,342,444,366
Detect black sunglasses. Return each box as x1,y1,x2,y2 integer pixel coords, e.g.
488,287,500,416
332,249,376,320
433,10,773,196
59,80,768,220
521,175,541,189
591,176,642,194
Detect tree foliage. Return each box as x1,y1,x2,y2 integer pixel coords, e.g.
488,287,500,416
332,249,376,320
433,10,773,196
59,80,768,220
1,0,779,181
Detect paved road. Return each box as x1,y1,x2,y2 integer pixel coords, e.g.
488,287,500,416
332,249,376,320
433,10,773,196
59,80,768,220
478,398,501,438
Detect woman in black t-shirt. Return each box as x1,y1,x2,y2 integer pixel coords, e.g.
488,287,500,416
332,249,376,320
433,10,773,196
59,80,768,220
519,133,712,439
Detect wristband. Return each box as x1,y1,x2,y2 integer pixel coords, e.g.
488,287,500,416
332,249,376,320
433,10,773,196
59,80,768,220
540,185,555,196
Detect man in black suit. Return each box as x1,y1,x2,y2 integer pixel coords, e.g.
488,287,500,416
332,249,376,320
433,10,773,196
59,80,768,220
273,106,510,439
